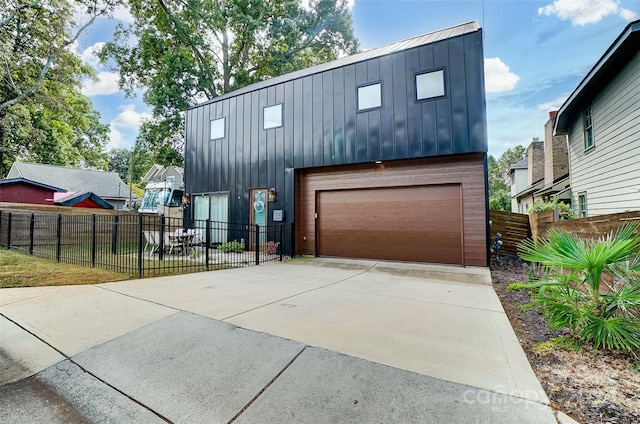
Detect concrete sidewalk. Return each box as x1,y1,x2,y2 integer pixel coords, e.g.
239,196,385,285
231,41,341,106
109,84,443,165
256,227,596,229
0,258,557,423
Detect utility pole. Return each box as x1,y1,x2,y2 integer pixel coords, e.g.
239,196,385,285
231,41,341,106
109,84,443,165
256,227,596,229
128,149,134,210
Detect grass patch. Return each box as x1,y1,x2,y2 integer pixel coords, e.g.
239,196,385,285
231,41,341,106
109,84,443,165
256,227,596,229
533,336,582,353
0,249,134,288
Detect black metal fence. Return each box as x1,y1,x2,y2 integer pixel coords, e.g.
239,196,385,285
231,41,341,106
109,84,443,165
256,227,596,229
0,210,293,278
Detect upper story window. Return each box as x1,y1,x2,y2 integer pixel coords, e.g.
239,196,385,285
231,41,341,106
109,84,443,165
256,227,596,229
264,104,283,129
210,117,225,140
583,107,594,150
357,83,382,111
416,69,445,100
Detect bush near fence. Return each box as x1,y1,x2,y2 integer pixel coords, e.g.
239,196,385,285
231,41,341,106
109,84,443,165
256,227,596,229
530,210,640,241
489,210,531,257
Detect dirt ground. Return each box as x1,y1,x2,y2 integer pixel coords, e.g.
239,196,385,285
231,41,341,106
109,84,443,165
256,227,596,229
491,256,640,424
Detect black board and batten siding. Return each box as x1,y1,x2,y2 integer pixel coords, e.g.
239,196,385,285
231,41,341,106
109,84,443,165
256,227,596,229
184,24,487,229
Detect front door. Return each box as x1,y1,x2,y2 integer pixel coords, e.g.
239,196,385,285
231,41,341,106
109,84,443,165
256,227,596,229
249,188,268,250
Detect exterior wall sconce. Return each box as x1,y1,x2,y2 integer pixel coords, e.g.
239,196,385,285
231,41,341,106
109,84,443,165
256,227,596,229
268,188,277,202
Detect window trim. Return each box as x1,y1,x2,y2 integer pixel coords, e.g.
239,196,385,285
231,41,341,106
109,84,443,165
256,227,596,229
263,103,283,130
210,117,225,141
356,81,383,112
578,192,588,218
583,107,594,151
415,68,446,102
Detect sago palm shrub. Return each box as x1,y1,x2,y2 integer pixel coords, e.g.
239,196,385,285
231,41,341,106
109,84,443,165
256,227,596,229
514,223,640,351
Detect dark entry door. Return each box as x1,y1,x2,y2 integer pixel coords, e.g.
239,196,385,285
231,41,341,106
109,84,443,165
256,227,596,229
316,185,463,264
249,188,268,250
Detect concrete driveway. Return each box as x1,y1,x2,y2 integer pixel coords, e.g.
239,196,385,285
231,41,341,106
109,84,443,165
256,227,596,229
0,258,557,423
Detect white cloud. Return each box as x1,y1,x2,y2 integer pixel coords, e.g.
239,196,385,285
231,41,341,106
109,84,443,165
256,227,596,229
538,96,568,112
106,125,127,150
111,5,134,23
81,71,120,96
484,58,520,93
538,0,626,25
620,8,639,21
80,42,105,68
106,105,151,150
111,104,151,131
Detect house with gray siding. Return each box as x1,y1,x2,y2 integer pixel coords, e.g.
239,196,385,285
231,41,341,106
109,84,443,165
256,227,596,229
184,21,489,266
555,20,640,217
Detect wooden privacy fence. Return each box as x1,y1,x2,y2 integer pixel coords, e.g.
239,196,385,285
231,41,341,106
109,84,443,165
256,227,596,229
489,210,531,257
531,209,640,241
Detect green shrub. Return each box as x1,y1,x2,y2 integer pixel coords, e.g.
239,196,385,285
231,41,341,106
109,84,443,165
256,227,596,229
219,240,244,253
515,223,640,351
530,198,577,219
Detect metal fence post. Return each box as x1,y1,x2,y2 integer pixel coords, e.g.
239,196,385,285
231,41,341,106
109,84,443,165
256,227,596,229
91,214,96,267
279,224,283,262
255,224,260,265
56,214,62,262
205,219,211,271
138,214,143,278
111,214,119,255
159,215,165,260
6,212,11,249
29,213,35,255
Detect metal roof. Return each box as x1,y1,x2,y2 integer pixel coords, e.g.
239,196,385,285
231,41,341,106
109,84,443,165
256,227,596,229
54,191,114,209
193,21,481,107
555,19,640,134
6,162,132,200
0,177,66,192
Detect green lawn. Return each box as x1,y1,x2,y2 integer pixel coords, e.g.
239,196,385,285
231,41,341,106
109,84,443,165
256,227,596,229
0,248,134,288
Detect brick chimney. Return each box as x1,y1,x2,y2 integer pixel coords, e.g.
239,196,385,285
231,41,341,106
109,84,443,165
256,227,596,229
544,111,568,185
527,138,545,185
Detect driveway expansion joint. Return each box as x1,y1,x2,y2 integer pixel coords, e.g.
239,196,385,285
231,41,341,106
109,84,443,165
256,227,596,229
227,345,307,424
0,311,173,423
221,262,380,321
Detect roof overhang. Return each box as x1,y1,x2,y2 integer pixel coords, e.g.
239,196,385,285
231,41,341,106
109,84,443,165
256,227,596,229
55,192,114,209
555,20,640,135
514,179,545,199
0,177,66,192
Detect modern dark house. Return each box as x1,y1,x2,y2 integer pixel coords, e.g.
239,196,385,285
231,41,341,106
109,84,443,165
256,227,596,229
184,21,489,266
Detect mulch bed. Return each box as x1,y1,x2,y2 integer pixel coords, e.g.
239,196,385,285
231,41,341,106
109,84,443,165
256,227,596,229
491,256,640,424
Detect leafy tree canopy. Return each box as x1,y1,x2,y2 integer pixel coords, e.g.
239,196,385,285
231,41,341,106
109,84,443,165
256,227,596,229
0,0,118,176
488,145,527,211
100,0,359,162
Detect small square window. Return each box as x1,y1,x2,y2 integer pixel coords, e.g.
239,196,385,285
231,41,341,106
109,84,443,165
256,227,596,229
416,69,445,100
357,83,382,111
264,104,282,129
210,118,225,140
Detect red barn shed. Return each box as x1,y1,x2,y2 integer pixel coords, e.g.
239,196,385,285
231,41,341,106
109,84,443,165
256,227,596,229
0,178,66,205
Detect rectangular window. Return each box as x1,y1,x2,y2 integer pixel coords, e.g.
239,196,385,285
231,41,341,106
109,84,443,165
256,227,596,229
578,193,587,218
416,69,445,100
264,104,282,129
210,118,225,140
583,107,594,150
357,83,382,111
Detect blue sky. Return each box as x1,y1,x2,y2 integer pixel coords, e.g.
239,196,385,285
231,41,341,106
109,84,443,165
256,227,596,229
75,0,639,158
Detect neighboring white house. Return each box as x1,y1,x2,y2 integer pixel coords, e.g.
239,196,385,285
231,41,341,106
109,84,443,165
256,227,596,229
554,19,640,217
508,157,528,212
510,111,570,214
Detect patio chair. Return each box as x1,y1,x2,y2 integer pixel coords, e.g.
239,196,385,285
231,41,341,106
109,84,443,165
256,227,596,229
143,231,157,252
162,229,182,254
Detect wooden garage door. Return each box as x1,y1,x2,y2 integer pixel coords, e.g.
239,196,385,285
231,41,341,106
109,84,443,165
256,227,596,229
316,185,463,264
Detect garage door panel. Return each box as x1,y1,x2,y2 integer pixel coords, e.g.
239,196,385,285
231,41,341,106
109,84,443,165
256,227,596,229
317,185,463,265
